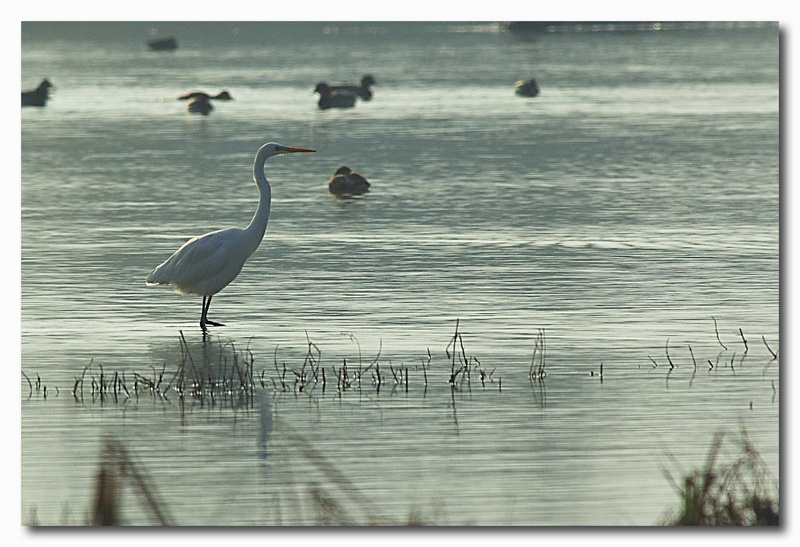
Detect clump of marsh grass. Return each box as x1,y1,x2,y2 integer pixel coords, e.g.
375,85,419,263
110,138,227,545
70,359,134,404
271,419,437,526
66,333,260,410
88,426,435,526
647,318,779,388
529,328,546,381
661,428,779,526
21,370,57,399
88,436,174,526
445,319,498,392
22,320,559,411
170,331,257,409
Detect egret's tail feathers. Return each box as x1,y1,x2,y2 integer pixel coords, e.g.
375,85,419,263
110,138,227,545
146,267,168,285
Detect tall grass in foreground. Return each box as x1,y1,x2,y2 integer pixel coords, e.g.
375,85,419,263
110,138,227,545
27,426,778,526
660,429,779,526
22,319,779,525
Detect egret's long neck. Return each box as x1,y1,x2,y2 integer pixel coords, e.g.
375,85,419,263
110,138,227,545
242,150,273,256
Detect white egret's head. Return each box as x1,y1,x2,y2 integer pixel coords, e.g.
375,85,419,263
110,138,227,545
260,142,316,159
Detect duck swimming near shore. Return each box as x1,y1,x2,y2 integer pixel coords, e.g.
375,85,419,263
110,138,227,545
178,90,233,101
514,79,541,97
328,166,371,196
22,79,54,107
187,96,214,115
180,90,232,114
326,75,376,101
314,83,357,110
148,37,178,51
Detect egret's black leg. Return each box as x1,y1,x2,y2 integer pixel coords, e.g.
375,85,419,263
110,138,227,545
200,294,225,330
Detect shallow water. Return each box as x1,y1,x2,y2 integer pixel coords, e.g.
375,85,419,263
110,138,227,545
21,22,779,526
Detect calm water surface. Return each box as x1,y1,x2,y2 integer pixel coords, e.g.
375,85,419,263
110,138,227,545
21,22,779,526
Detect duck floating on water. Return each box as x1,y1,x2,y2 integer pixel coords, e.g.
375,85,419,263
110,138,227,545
314,83,357,110
514,79,541,97
178,90,233,101
179,90,233,114
148,37,178,51
22,79,54,107
328,166,371,196
187,96,213,115
327,75,376,101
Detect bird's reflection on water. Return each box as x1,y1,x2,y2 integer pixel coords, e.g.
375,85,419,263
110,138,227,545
149,331,276,462
258,388,273,460
147,331,260,413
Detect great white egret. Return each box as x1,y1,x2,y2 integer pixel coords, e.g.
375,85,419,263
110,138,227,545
22,79,54,107
328,166,370,196
514,79,541,98
327,75,376,101
313,83,357,110
146,142,316,330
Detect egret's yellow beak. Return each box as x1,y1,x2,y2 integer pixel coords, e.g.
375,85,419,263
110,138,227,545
282,146,316,154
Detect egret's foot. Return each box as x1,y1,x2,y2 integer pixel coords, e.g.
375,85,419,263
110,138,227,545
200,319,226,330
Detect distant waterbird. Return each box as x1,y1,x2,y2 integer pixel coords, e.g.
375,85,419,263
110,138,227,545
22,79,54,107
327,74,376,101
148,37,178,51
314,83,358,110
179,90,232,114
328,166,371,196
186,96,213,115
146,142,316,330
178,90,233,101
515,79,541,97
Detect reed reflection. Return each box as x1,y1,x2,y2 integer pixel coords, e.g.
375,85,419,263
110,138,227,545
146,331,259,413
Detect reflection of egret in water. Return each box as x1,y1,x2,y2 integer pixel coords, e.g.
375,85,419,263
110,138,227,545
258,389,273,459
148,332,259,411
258,417,397,525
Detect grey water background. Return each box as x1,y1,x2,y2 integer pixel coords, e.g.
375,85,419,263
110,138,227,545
21,21,779,525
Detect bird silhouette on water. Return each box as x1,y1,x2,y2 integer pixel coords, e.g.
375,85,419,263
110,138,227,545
186,96,213,115
178,90,233,115
178,90,233,101
148,37,178,51
328,166,371,196
22,79,54,107
326,75,376,101
514,79,541,97
313,83,357,110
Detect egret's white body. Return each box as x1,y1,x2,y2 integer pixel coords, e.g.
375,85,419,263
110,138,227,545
146,142,315,329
